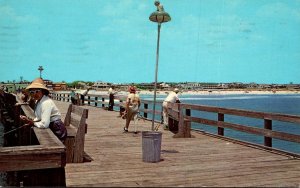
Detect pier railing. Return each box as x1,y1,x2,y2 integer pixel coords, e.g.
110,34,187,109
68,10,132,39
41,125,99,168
50,91,163,122
168,103,300,156
50,91,300,157
0,92,66,186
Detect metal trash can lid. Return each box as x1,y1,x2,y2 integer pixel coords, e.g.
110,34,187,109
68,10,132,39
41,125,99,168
142,131,162,138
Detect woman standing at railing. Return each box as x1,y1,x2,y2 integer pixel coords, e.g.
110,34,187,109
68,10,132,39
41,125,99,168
19,78,67,141
123,86,141,133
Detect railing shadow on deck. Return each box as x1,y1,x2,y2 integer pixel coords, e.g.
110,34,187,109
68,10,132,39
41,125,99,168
0,92,66,186
51,91,300,158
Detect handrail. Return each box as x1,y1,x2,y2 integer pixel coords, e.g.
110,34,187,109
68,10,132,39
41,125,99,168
178,103,300,143
50,91,163,121
49,91,300,155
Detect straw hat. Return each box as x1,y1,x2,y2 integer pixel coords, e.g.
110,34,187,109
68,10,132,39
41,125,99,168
128,86,136,93
174,88,179,93
26,78,49,91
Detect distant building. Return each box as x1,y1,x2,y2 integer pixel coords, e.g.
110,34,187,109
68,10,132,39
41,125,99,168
246,82,258,89
179,82,202,90
44,79,53,90
43,79,67,91
52,82,67,91
257,84,272,89
286,84,300,89
160,82,170,90
228,82,246,89
92,81,110,90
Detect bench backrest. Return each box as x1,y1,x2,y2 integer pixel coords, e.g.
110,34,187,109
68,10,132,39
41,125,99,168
64,104,88,163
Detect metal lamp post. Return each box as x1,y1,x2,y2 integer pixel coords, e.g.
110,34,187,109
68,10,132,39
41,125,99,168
38,66,44,78
149,1,171,131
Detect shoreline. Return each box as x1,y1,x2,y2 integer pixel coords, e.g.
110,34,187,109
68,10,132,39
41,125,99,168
86,89,300,96
138,90,300,95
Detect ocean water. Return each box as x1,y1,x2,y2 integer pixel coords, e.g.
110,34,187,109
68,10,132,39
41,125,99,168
141,94,300,154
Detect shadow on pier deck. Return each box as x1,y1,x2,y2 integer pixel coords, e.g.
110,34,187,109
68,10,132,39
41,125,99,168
54,101,300,187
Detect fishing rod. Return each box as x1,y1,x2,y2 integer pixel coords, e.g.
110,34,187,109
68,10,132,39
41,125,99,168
3,119,41,135
4,124,31,135
2,103,28,135
154,123,161,131
136,112,162,131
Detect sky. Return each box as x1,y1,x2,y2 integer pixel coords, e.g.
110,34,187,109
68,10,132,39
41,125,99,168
0,0,300,84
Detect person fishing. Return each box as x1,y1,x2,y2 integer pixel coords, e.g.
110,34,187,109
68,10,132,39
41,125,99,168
79,87,90,106
70,89,77,105
162,88,181,130
19,78,67,141
108,86,116,111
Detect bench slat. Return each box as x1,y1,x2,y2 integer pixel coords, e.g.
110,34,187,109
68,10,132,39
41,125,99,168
63,104,88,163
71,105,88,119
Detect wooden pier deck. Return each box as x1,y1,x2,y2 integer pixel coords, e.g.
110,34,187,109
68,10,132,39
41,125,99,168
54,101,300,187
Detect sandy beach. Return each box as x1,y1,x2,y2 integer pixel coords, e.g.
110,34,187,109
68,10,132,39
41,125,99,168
86,89,300,96
138,90,300,96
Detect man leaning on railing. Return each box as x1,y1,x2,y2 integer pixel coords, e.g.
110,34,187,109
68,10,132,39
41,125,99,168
162,88,180,130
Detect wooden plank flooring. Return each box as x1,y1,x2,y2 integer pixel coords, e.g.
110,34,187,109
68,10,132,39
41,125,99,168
54,101,300,187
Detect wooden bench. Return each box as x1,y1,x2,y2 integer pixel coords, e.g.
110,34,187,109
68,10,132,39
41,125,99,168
64,104,89,163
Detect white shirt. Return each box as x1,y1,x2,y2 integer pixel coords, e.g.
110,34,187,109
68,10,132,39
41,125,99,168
108,88,114,94
164,91,179,103
126,93,140,106
33,95,61,128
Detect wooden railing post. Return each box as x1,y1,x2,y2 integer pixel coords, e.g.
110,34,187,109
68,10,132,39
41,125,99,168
185,109,191,116
177,104,184,137
95,97,98,107
14,104,21,127
184,108,192,138
174,104,191,138
218,113,224,136
264,119,272,147
144,103,148,118
88,96,91,105
102,97,105,108
82,95,85,106
119,99,125,116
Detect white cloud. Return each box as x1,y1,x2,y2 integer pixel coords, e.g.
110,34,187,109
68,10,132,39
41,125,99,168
256,2,300,22
0,5,37,24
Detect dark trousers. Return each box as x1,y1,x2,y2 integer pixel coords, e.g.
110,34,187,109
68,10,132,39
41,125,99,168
49,119,67,141
108,94,114,111
71,97,77,105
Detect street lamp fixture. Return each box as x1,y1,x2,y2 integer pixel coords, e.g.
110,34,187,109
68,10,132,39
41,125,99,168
38,66,44,79
149,1,171,131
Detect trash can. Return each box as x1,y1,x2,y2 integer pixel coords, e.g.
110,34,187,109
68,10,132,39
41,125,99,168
142,131,162,163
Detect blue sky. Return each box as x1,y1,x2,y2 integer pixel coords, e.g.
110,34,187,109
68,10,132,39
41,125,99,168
0,0,299,84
